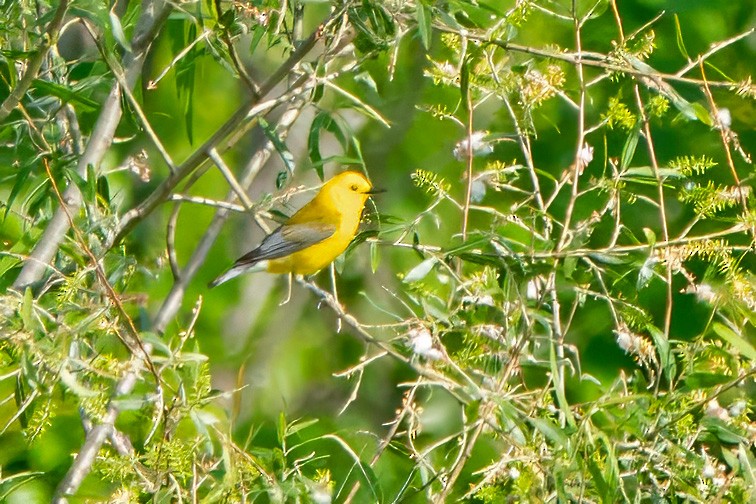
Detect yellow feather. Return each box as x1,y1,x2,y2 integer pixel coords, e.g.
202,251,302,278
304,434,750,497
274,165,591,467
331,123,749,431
210,171,374,287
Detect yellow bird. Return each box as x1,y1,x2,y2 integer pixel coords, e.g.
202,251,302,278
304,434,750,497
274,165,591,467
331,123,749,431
210,171,378,287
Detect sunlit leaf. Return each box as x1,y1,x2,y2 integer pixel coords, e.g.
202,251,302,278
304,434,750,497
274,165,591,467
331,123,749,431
259,118,295,174
415,1,432,50
403,257,437,283
712,322,756,361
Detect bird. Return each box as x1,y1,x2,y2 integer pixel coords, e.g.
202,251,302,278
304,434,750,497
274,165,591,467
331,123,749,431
209,171,379,288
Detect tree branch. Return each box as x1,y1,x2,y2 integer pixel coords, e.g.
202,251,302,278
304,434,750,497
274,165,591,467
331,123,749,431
152,103,304,333
13,0,172,290
109,15,340,248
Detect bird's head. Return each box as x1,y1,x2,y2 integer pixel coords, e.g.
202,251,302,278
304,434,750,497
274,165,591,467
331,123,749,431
324,171,380,207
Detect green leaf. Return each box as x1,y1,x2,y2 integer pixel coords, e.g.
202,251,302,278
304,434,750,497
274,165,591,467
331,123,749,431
689,102,713,126
249,24,266,54
588,252,629,265
620,127,640,171
460,56,470,111
563,256,577,279
277,411,286,444
4,162,33,219
85,164,97,203
322,434,382,501
21,287,33,330
0,472,45,501
549,339,576,428
528,417,568,448
354,71,378,94
712,322,756,361
642,228,656,247
285,417,319,436
585,0,609,19
109,10,132,52
403,257,437,283
585,451,610,500
31,80,100,111
59,366,99,397
307,112,347,181
415,1,432,50
702,417,745,444
183,23,198,145
259,118,295,174
683,372,732,389
673,15,690,60
370,241,380,273
647,324,677,382
97,175,110,204
668,92,708,124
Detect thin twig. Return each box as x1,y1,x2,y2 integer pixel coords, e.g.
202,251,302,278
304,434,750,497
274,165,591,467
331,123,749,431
81,19,177,172
676,28,754,78
634,85,673,391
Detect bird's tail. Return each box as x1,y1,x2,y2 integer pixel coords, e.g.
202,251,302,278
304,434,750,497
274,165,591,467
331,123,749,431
208,261,268,288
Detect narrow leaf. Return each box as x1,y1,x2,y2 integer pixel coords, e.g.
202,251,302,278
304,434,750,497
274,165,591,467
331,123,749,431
647,324,677,382
31,80,100,111
109,10,132,52
415,2,432,50
370,241,379,273
620,127,640,171
21,287,33,330
403,257,437,283
259,118,295,173
4,163,33,219
528,417,568,447
712,322,756,361
673,15,690,60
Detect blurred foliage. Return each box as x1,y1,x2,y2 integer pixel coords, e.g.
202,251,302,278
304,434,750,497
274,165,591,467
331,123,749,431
0,0,755,502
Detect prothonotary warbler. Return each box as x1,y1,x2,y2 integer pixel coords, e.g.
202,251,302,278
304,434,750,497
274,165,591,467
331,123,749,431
209,171,379,287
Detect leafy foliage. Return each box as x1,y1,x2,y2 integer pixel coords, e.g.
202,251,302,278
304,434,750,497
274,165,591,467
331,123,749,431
1,0,755,502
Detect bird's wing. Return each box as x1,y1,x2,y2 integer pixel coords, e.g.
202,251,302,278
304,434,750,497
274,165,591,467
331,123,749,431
231,222,337,267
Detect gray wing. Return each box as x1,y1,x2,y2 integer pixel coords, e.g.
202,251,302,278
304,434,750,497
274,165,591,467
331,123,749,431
232,222,336,267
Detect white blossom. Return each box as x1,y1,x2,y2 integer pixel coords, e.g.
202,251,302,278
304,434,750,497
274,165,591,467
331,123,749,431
702,463,716,479
453,131,494,161
578,143,594,167
704,399,730,421
717,108,731,129
728,400,746,417
408,327,443,360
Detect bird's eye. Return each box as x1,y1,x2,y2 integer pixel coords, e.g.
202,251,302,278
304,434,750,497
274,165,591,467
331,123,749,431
350,184,359,191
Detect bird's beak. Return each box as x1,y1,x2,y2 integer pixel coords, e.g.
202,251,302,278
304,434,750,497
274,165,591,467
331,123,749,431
364,188,386,195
